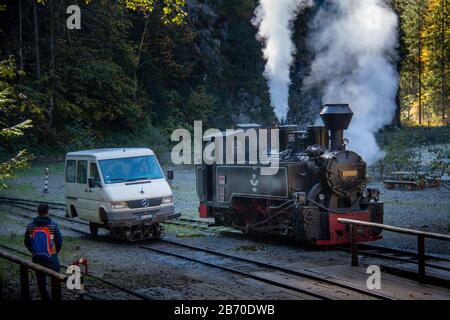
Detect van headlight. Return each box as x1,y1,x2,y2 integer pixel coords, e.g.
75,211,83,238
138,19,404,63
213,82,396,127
111,201,128,209
162,196,173,204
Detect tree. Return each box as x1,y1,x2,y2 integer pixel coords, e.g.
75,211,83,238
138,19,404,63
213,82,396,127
120,0,187,95
422,0,449,126
395,0,448,126
32,0,187,128
186,86,216,127
32,0,41,79
0,57,33,188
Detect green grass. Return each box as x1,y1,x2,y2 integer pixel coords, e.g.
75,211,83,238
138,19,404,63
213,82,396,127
0,161,65,202
0,184,62,202
16,161,65,178
162,223,209,237
233,245,262,252
5,183,34,195
0,209,15,225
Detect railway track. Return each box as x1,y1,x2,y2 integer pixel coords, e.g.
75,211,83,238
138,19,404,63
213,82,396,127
141,239,395,300
0,196,217,233
0,243,152,300
0,197,393,300
1,196,449,296
2,196,448,261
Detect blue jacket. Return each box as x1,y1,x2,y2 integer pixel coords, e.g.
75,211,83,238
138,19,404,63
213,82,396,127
24,216,62,255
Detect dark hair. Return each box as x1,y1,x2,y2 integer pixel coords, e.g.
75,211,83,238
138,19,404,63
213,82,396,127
37,203,49,216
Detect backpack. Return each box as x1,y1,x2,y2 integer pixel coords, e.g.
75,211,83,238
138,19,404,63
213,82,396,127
31,226,53,259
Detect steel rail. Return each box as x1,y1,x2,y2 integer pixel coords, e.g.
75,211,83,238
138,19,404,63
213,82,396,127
0,203,329,299
0,197,216,229
1,197,447,266
0,196,212,224
0,198,224,240
152,239,395,300
138,243,331,300
0,200,86,225
1,197,446,296
0,201,156,300
0,195,65,208
0,200,384,299
0,244,151,300
0,202,91,236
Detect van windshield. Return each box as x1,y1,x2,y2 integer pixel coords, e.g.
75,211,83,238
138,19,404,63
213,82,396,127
99,155,164,184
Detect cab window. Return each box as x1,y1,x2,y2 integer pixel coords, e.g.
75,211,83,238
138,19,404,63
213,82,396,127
77,160,87,184
90,163,101,185
66,160,76,183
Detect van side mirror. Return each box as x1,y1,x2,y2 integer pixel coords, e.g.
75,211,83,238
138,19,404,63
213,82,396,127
167,168,174,180
88,177,96,188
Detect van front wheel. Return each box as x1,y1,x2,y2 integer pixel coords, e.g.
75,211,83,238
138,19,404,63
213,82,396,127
89,222,99,237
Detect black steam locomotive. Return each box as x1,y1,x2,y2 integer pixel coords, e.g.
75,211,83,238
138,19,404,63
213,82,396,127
196,104,383,245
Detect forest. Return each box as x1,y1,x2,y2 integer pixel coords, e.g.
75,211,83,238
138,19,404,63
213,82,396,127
0,0,448,169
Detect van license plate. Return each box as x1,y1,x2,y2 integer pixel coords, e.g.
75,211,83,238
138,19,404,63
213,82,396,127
141,214,153,220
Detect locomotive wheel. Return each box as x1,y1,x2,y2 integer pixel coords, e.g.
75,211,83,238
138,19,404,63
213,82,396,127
89,222,99,237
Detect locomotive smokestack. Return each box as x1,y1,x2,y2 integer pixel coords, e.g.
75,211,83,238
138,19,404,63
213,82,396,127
320,104,353,151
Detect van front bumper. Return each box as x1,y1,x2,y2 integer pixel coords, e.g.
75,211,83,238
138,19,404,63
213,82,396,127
105,204,179,227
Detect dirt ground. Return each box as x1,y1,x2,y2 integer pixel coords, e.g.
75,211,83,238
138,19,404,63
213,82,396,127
0,162,449,300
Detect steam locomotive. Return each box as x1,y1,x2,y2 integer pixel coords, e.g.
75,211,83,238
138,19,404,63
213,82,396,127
195,104,383,245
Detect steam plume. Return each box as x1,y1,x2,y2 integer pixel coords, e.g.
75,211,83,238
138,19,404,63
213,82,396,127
252,0,314,122
304,0,399,164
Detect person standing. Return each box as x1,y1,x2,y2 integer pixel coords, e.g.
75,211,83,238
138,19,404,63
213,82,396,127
24,203,63,300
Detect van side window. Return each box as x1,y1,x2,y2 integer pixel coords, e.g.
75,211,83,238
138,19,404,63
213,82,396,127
90,163,101,185
77,160,87,184
66,160,76,183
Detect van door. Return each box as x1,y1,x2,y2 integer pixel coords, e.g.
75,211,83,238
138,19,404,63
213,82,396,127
65,159,77,216
75,159,91,220
84,161,105,224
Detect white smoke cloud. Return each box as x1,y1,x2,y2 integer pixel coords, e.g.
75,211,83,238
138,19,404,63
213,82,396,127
304,0,399,164
252,0,314,122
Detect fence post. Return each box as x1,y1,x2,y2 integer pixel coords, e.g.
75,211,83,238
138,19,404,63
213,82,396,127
51,276,62,301
350,224,359,266
19,265,30,300
418,235,426,283
43,167,49,193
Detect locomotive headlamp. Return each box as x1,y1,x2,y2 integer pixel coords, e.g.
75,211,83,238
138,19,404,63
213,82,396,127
318,193,326,201
162,196,173,204
111,201,128,209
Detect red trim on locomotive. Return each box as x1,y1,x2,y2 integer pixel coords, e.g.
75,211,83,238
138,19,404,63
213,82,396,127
199,204,209,218
316,211,382,245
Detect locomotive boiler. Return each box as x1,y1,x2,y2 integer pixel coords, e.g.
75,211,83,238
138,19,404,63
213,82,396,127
195,104,383,245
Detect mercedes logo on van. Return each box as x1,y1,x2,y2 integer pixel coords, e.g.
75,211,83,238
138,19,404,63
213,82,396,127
141,199,150,207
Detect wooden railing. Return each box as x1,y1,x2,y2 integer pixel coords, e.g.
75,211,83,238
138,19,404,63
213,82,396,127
337,218,450,283
0,249,67,300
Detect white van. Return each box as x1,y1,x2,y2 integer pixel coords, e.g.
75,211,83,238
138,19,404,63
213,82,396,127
64,148,178,241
